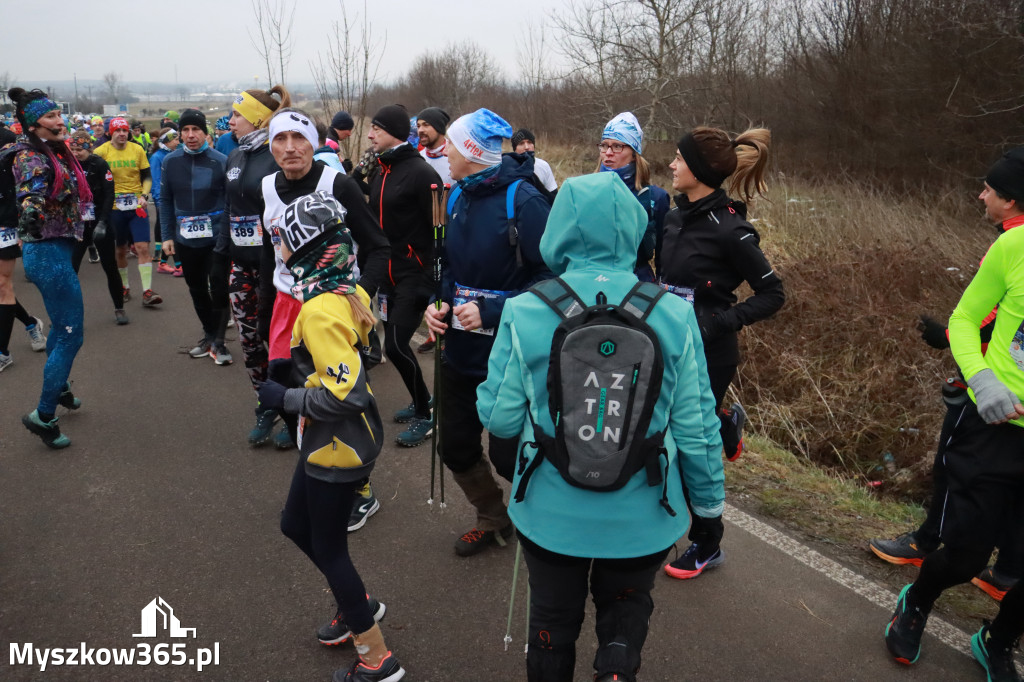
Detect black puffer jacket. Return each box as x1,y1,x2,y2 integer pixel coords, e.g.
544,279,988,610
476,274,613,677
79,153,115,224
660,188,785,367
368,143,441,285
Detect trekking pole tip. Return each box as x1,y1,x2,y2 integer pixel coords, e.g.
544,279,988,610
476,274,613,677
503,635,512,652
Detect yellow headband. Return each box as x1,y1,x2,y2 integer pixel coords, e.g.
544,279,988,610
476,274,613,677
232,92,275,128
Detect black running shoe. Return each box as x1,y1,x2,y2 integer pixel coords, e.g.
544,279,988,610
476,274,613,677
973,566,1019,602
348,491,380,532
317,596,386,646
869,531,930,567
454,523,513,557
885,584,929,665
58,384,81,410
22,410,70,449
972,622,1022,682
332,651,405,682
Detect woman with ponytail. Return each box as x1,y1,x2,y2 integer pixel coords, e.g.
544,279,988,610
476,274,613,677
220,84,290,447
660,126,785,580
6,87,93,448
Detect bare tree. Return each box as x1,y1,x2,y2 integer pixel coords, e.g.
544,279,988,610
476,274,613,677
402,41,503,114
516,21,549,91
103,71,122,103
0,71,13,106
310,0,386,159
249,0,296,87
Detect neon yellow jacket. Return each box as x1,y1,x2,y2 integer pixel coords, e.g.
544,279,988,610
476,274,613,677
950,224,1024,427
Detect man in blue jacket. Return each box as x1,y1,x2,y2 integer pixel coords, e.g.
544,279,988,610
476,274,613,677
158,109,232,364
423,108,552,557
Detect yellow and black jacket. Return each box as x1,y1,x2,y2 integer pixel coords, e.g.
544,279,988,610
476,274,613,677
282,285,383,483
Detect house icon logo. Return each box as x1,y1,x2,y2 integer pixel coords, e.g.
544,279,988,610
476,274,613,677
133,597,197,638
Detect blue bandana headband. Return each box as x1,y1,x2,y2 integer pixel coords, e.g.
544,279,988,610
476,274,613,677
24,97,59,127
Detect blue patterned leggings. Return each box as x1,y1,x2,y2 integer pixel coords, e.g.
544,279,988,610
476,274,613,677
22,239,84,414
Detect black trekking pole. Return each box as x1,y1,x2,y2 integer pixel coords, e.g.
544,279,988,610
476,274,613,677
428,183,448,508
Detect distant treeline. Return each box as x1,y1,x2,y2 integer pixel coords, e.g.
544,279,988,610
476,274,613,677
357,0,1023,190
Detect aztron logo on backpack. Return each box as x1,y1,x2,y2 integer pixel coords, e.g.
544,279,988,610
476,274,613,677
599,340,616,357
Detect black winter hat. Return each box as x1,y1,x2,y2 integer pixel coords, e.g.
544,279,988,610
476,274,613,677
416,107,450,135
178,108,207,133
511,128,535,150
371,104,410,142
986,146,1024,202
331,110,354,131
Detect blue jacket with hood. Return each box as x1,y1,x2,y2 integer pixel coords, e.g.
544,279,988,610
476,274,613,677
476,172,725,559
441,152,551,378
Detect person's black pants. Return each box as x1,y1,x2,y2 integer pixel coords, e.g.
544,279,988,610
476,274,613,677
520,535,669,682
439,362,518,476
279,455,374,634
382,276,431,418
910,401,1024,612
175,242,229,342
72,220,124,309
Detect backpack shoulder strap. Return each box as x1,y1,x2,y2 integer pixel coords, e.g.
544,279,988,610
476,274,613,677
446,185,462,218
530,277,586,320
620,281,667,322
506,179,525,266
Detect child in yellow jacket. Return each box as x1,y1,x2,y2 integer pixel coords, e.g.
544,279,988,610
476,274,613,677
258,190,404,682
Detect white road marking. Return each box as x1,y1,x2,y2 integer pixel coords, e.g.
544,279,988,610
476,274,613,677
725,503,972,657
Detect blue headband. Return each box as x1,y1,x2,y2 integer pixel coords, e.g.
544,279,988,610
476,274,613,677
24,97,59,127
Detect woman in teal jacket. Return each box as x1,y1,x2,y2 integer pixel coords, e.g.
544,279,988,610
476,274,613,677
477,172,725,682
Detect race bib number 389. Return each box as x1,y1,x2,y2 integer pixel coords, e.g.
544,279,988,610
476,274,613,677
230,215,263,247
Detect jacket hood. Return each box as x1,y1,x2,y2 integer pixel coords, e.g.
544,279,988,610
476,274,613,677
461,152,537,195
540,172,646,275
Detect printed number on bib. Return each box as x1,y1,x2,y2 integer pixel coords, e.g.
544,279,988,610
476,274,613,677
179,215,214,240
230,215,263,247
115,193,139,211
80,202,96,222
451,283,508,336
0,227,17,249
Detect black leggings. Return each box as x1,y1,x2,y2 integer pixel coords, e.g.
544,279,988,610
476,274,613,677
279,455,374,634
383,319,430,418
175,243,229,342
72,221,124,309
0,299,34,354
521,535,669,682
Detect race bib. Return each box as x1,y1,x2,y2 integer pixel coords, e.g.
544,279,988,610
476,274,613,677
178,214,214,240
80,202,96,222
115,193,138,211
660,282,695,304
378,293,389,322
0,227,17,249
1011,321,1024,372
230,215,263,247
451,283,507,336
268,215,284,260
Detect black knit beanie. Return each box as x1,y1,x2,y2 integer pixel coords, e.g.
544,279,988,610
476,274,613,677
986,146,1024,202
371,104,410,141
178,108,207,133
511,128,535,150
416,107,450,135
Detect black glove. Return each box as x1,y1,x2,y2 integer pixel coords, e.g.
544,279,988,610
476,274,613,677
267,357,295,384
918,315,950,349
697,309,726,343
257,380,288,411
92,219,108,242
687,514,725,547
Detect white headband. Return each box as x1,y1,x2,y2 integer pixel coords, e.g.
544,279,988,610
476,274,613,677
269,111,319,154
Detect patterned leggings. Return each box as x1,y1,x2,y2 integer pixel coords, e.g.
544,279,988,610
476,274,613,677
22,239,84,414
228,262,267,392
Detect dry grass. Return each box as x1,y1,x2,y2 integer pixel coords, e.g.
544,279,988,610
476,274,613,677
541,141,994,501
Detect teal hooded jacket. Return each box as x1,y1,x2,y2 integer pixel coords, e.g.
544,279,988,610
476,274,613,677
477,173,725,559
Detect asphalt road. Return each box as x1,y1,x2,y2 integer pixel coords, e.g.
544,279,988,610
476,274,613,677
0,259,985,681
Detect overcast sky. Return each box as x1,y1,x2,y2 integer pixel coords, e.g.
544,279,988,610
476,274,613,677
4,0,564,88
